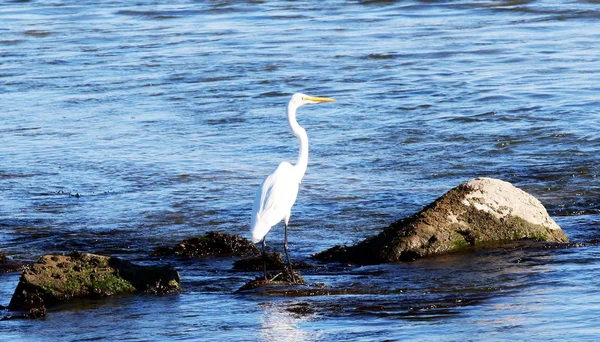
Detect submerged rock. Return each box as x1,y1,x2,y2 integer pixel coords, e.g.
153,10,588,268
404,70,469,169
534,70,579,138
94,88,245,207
237,270,307,292
153,231,259,258
314,177,568,264
8,251,180,313
234,252,313,292
0,251,25,274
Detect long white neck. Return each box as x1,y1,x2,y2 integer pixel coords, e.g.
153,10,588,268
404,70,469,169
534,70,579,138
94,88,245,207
287,102,308,182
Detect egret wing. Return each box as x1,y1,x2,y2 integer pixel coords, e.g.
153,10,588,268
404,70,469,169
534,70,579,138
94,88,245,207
251,162,300,242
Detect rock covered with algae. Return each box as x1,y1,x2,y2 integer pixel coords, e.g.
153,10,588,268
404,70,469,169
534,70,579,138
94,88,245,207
315,177,568,264
8,251,180,315
153,231,259,258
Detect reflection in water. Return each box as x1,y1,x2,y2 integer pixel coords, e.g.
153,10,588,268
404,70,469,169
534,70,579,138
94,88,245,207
258,302,321,342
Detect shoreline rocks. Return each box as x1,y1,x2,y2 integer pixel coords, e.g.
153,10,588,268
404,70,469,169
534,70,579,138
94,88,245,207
4,178,574,318
314,177,568,264
8,251,180,314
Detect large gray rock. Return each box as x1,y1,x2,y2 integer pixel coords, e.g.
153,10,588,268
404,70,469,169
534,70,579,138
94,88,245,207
9,251,180,314
314,178,568,264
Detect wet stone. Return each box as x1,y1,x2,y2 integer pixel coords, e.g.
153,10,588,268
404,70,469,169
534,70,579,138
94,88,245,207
235,275,368,297
237,270,307,292
153,231,259,258
233,252,313,271
0,251,25,274
315,177,569,264
8,251,181,314
1,306,47,320
286,302,315,316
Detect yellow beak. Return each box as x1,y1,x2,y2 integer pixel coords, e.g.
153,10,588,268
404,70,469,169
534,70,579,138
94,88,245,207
304,95,336,103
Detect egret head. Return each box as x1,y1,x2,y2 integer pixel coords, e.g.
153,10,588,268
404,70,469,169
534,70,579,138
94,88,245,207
290,93,335,108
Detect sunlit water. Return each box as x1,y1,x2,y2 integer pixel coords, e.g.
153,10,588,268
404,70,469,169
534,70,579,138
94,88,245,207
1,0,599,340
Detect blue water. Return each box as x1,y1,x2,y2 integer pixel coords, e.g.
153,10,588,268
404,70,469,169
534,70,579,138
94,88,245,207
1,0,599,340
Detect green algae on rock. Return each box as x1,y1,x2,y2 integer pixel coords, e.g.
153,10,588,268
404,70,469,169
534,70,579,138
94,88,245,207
8,251,180,313
314,178,568,264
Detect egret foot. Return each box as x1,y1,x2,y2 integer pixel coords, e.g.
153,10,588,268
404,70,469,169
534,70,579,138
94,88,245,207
262,239,267,280
279,268,305,285
263,270,305,284
283,223,297,283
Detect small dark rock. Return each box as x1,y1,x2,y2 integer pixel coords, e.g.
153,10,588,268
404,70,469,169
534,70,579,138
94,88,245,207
233,252,313,271
153,231,259,258
0,252,25,273
286,302,315,316
1,306,47,320
236,270,307,292
233,252,284,271
235,277,364,297
25,306,46,319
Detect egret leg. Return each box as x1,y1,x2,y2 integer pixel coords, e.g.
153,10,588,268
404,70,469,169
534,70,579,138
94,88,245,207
262,237,267,281
284,223,296,283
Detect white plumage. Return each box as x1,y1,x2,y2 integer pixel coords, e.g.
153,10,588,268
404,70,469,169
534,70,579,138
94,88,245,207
251,161,299,244
250,93,335,281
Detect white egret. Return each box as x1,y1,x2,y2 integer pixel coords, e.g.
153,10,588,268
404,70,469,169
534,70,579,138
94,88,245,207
250,93,335,282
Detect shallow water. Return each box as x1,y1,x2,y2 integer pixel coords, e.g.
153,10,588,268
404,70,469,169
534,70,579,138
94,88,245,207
1,0,599,340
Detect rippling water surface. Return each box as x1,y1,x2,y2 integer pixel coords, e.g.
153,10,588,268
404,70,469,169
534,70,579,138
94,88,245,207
1,0,599,340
